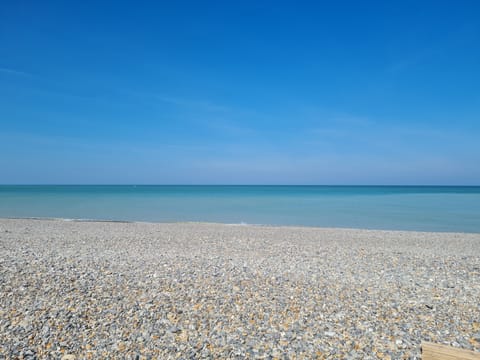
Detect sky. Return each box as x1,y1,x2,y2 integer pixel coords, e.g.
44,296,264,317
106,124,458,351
1,1,479,185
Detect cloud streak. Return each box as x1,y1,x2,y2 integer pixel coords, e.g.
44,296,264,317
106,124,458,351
128,91,264,138
0,67,31,77
155,94,232,113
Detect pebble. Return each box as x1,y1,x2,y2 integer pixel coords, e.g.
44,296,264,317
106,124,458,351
0,218,479,358
61,355,76,360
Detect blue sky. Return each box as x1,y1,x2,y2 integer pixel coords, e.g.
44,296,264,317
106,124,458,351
1,1,479,184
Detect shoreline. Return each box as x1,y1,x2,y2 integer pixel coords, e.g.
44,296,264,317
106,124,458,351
1,218,479,358
2,216,480,235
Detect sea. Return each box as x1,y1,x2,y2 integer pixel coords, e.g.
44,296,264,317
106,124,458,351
0,185,479,233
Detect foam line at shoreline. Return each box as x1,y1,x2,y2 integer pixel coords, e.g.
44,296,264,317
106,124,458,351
1,216,480,235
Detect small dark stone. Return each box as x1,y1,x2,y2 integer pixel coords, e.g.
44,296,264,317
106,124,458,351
169,326,181,333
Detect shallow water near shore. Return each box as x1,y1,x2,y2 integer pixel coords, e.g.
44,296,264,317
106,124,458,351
1,185,480,232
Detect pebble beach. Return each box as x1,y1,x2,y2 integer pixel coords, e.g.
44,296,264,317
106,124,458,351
1,218,479,359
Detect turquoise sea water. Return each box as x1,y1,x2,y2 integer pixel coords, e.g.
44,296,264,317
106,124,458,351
0,185,479,233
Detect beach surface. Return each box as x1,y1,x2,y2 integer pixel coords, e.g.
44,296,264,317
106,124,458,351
1,218,479,359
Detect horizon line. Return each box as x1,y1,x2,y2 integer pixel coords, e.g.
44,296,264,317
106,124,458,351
1,184,480,187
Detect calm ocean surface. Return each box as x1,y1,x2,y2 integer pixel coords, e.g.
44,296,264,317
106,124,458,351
0,185,479,233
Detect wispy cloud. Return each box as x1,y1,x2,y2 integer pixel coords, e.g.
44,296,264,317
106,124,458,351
155,94,232,113
128,91,264,137
295,105,374,126
0,130,211,158
0,67,31,77
130,90,268,118
125,90,230,112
